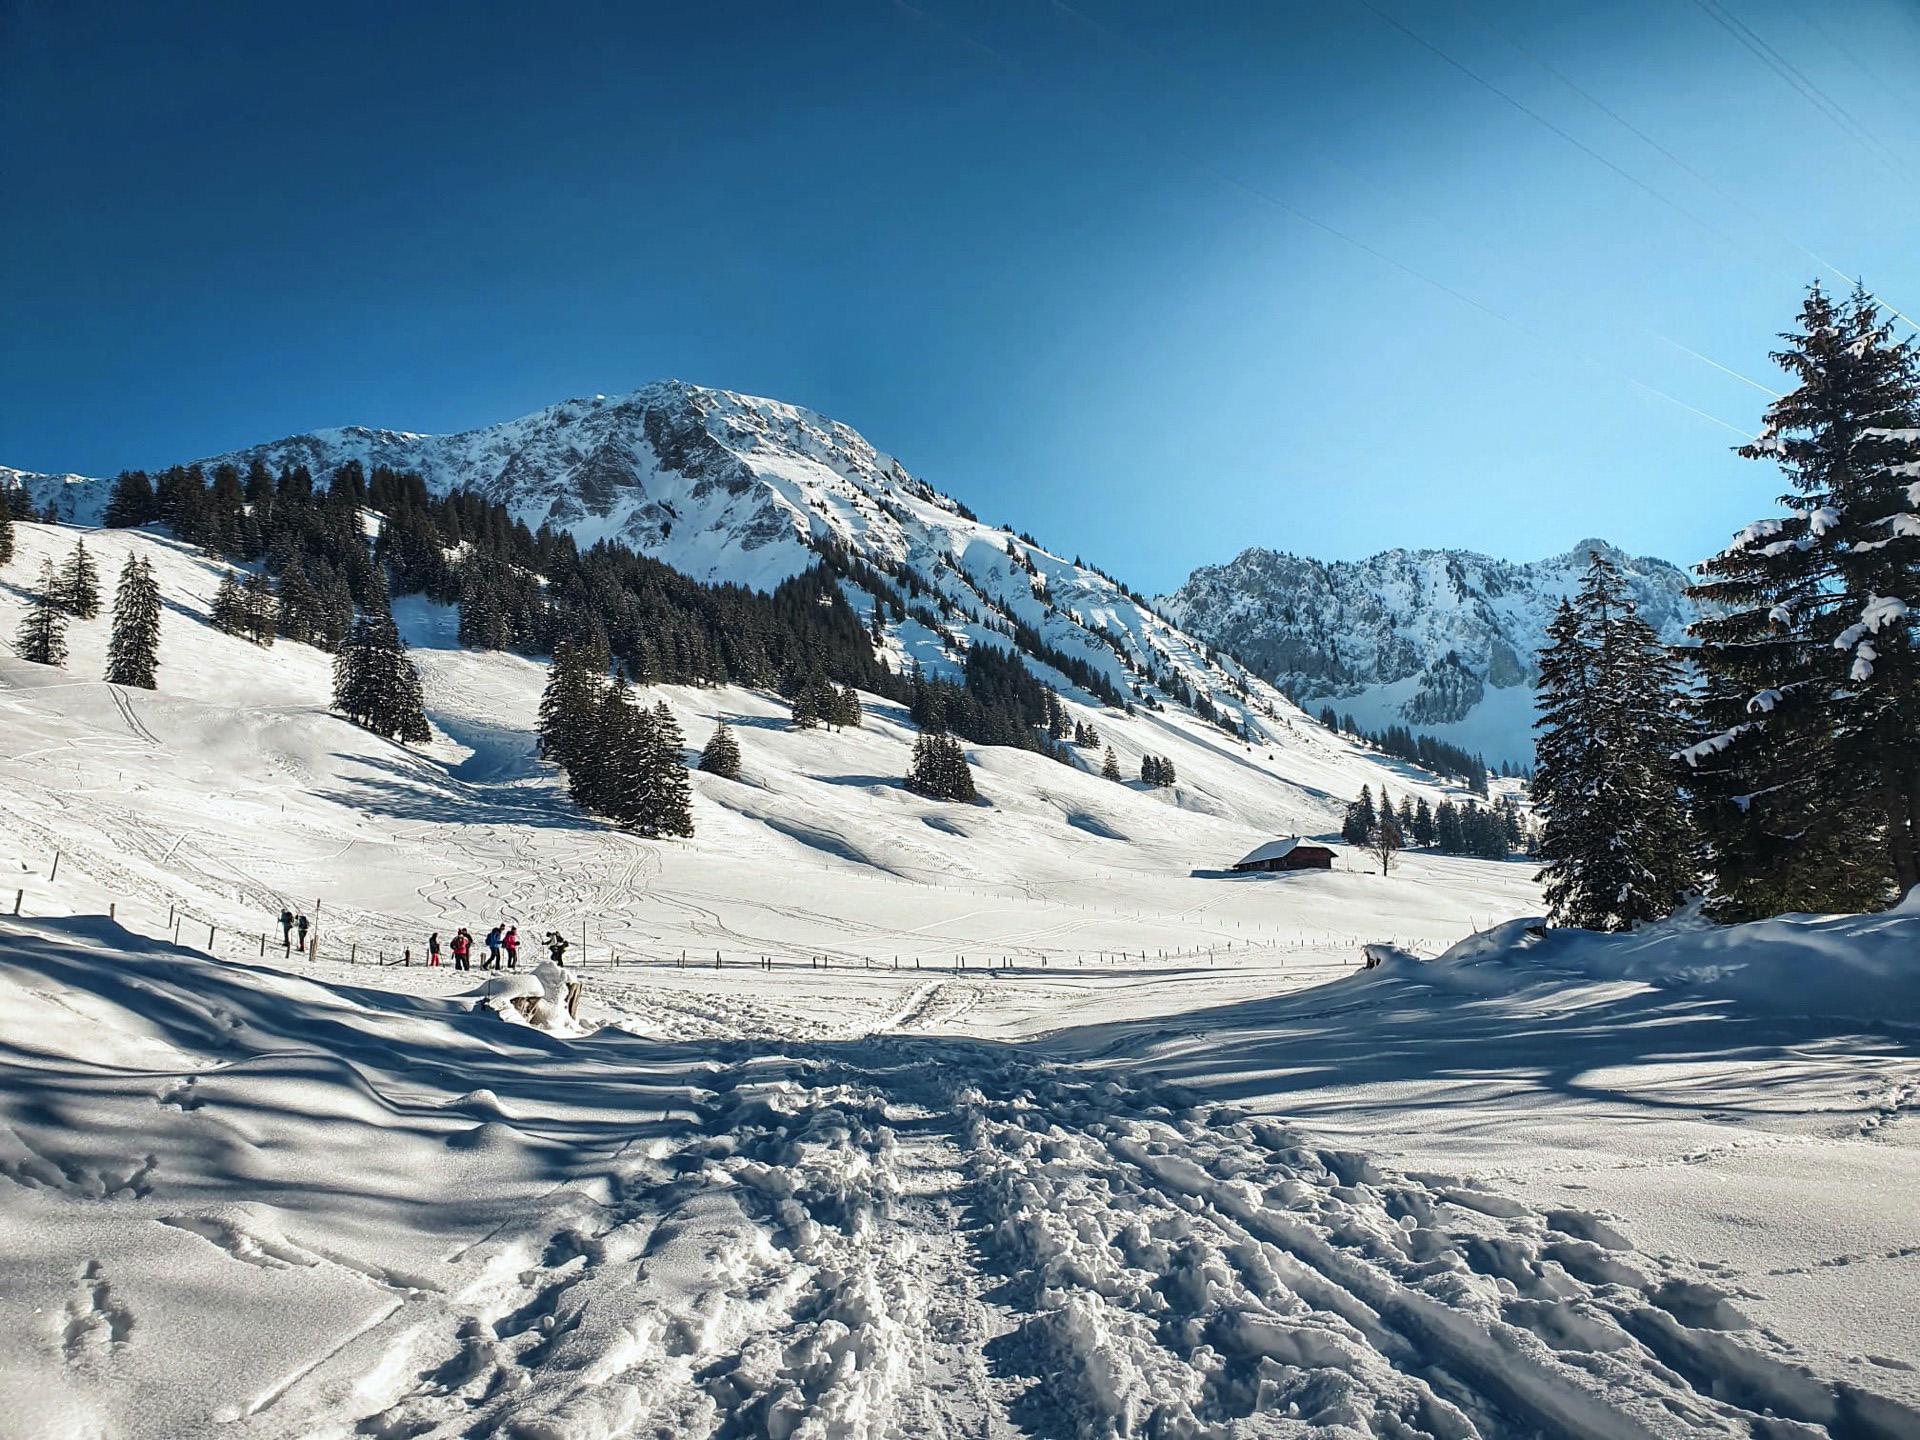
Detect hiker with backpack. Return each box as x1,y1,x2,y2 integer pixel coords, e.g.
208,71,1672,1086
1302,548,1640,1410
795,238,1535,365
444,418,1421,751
484,925,504,970
502,926,519,969
451,928,473,971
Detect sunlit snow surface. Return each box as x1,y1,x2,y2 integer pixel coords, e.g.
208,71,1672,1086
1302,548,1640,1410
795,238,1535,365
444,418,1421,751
3,523,1917,1439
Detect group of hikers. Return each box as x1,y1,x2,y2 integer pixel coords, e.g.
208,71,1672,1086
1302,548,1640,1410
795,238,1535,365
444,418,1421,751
427,926,573,970
276,909,572,971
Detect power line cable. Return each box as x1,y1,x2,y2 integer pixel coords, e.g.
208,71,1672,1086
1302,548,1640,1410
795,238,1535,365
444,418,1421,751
1456,1,1917,334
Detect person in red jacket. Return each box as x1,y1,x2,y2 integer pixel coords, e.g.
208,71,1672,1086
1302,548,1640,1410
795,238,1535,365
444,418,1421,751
451,928,473,971
502,926,519,969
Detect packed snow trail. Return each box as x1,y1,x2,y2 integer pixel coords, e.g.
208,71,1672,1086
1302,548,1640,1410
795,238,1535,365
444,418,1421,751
4,919,1916,1440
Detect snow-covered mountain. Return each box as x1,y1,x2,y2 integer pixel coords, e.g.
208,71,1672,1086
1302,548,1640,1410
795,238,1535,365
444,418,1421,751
1161,542,1692,767
5,381,1301,746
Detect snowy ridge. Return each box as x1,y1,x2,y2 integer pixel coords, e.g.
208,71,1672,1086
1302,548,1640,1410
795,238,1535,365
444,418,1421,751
173,380,1303,744
1161,541,1692,766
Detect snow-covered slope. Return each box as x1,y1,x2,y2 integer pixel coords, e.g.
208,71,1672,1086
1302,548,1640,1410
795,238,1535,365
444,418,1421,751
4,883,1915,1436
1161,541,1692,767
0,520,1502,986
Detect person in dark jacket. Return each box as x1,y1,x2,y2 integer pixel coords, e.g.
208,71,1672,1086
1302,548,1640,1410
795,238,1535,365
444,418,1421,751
428,932,442,967
546,932,569,967
502,926,519,969
279,909,294,952
294,914,310,953
451,928,472,971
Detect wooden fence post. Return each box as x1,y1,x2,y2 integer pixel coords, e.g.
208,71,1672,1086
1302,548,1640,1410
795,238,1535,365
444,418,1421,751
49,852,60,882
10,890,20,916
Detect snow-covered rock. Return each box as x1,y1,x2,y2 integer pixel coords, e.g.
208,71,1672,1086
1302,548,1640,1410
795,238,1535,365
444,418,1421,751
1160,539,1692,766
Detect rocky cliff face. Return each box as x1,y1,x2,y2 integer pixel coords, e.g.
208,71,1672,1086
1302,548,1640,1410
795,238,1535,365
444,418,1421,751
1160,541,1692,765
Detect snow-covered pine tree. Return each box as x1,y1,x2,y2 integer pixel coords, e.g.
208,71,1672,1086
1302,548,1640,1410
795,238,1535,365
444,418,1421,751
331,581,430,744
106,554,161,688
907,729,975,802
1686,283,1920,914
537,638,603,770
53,539,101,619
210,569,248,636
13,558,68,666
276,555,322,645
1533,559,1697,930
0,487,14,568
644,701,695,837
699,722,742,780
243,572,277,647
1341,786,1376,846
1101,746,1122,782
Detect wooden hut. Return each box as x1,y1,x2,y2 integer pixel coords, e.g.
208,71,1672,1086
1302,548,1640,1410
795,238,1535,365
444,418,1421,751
1229,837,1335,874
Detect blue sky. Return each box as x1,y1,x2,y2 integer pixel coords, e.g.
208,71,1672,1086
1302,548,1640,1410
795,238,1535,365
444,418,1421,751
3,1,1916,593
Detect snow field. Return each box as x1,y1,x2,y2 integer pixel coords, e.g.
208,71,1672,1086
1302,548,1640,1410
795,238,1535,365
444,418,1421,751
5,522,1918,1437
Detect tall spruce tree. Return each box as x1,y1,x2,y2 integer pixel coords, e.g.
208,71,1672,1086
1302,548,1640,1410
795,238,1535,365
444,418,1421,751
1101,746,1122,782
537,638,603,769
105,554,162,688
1687,283,1920,913
699,722,742,779
1533,559,1697,930
332,583,430,743
0,487,14,568
14,558,68,666
210,569,248,636
1342,786,1376,846
53,539,101,619
644,701,695,837
103,471,158,527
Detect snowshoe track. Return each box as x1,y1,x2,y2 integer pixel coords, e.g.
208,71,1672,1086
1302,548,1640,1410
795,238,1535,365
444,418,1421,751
232,1041,1920,1440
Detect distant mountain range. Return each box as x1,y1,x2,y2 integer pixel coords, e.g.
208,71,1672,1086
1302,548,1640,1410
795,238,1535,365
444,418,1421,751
1159,542,1693,767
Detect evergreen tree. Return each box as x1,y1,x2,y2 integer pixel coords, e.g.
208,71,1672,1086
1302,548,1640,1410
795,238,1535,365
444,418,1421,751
1101,746,1122,782
575,675,638,819
1533,559,1697,930
1435,800,1464,853
699,722,742,780
644,701,695,837
332,584,430,744
243,572,277,647
105,554,161,688
832,683,863,729
790,684,821,730
907,729,976,802
210,569,248,635
13,558,68,666
537,638,603,770
0,487,13,568
1341,786,1376,846
276,554,322,645
53,539,101,618
103,470,158,527
1412,796,1435,847
1687,283,1920,913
